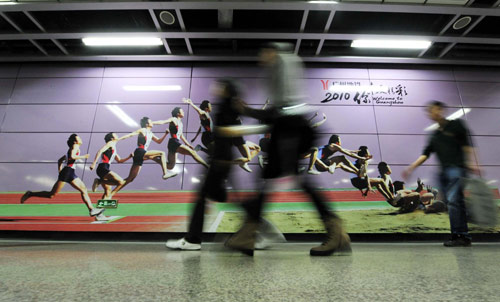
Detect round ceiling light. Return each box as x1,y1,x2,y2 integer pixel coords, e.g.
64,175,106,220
453,16,472,30
159,11,176,25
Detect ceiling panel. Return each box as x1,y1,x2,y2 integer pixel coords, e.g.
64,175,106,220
233,10,303,32
329,11,455,35
0,1,498,65
30,10,156,32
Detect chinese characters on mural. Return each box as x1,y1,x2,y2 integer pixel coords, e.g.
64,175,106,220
320,80,408,105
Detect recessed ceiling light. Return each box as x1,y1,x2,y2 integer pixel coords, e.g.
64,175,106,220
159,11,176,25
453,16,472,30
82,37,163,47
351,40,432,49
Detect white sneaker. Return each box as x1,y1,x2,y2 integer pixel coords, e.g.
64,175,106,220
258,155,265,169
194,144,202,152
239,162,252,173
298,167,306,173
307,169,321,175
95,213,112,221
328,163,337,174
163,170,178,180
92,178,100,192
90,208,105,217
165,238,201,250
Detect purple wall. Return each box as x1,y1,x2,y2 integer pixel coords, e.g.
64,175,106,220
0,63,499,192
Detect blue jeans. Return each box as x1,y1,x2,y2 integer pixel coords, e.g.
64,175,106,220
438,167,470,238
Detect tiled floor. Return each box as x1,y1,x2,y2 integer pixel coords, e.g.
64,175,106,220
1,240,500,301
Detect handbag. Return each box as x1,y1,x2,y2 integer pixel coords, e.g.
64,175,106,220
464,177,498,227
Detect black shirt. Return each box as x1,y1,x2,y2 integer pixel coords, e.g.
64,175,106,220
422,119,472,168
211,97,242,161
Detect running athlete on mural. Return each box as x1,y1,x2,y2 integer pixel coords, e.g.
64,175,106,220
303,134,367,175
184,98,261,173
89,132,133,200
20,134,108,221
349,146,395,202
184,99,215,156
154,107,209,171
105,117,175,196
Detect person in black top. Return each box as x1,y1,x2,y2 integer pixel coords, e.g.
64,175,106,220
403,101,480,247
165,79,254,250
224,43,352,256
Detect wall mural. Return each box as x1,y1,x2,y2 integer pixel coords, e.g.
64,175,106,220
0,64,499,234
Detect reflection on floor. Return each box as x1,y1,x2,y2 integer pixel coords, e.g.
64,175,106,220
1,240,500,301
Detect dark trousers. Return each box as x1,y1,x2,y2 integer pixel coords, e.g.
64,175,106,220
185,159,231,244
244,114,336,223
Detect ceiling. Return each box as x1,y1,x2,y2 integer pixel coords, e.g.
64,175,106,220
1,0,500,65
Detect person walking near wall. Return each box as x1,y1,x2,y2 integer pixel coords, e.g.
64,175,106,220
403,100,480,247
225,42,352,256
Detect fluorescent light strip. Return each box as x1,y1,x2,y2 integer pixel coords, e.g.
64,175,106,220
308,1,338,3
351,40,432,49
424,108,471,132
82,37,163,47
123,85,182,91
106,105,139,128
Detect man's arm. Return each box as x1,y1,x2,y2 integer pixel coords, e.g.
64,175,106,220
402,155,428,180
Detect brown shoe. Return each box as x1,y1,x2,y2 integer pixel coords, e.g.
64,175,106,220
225,220,259,256
310,217,352,256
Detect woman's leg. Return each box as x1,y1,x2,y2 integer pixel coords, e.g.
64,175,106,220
243,141,261,160
69,178,94,211
101,172,125,199
145,150,168,176
23,181,66,202
109,165,141,197
177,145,209,168
101,184,112,200
329,156,358,174
167,151,177,170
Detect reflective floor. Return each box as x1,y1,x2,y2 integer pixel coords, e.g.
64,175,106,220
1,239,500,302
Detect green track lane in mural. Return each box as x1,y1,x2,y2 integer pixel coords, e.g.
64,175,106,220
0,201,392,217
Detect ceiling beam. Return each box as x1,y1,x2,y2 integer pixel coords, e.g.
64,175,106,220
2,54,500,67
0,2,500,17
299,10,309,33
0,11,48,56
23,11,69,55
148,9,171,54
316,10,336,56
174,8,193,55
295,10,309,55
3,31,500,45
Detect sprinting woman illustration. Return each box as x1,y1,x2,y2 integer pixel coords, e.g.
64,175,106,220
89,132,133,200
20,134,107,220
154,106,209,172
105,117,176,197
185,99,214,156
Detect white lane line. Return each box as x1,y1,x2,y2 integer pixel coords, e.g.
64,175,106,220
208,211,225,232
90,216,123,224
